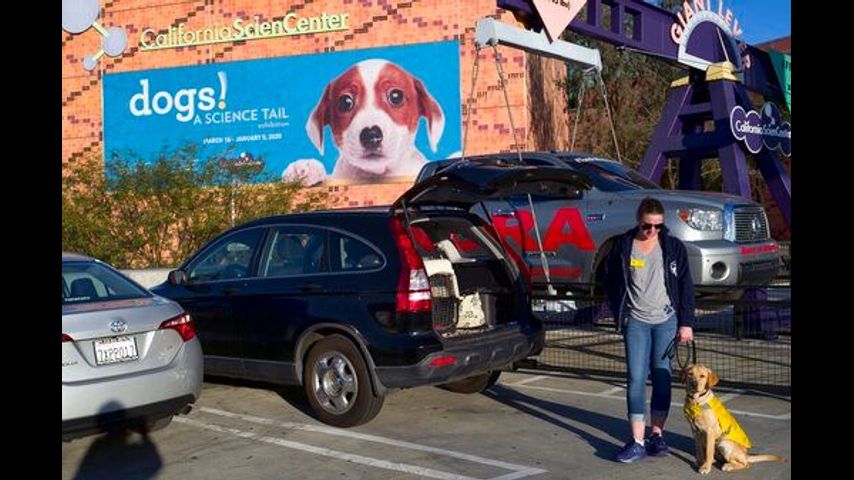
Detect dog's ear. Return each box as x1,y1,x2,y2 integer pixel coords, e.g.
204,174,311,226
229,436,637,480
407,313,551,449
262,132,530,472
306,85,331,156
707,369,720,388
414,78,445,152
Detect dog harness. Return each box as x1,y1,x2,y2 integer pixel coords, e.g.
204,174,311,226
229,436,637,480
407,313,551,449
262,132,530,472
684,392,752,449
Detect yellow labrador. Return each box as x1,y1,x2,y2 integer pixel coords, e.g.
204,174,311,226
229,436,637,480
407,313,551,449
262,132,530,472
682,364,786,474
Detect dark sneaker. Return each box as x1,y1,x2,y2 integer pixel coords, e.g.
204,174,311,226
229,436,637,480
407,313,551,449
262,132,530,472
646,433,670,457
616,440,648,463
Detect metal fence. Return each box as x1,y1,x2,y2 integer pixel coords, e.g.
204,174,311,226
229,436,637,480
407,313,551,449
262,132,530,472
778,241,791,278
521,285,791,394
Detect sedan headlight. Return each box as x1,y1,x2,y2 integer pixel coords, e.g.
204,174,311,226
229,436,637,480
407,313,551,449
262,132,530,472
678,208,723,231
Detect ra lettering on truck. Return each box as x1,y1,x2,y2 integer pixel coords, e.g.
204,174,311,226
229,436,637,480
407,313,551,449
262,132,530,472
491,208,596,254
490,207,595,282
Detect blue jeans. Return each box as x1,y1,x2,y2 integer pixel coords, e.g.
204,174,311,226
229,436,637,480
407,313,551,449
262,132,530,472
623,315,677,423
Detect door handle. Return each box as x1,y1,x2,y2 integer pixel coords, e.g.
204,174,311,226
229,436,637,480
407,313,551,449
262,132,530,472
221,286,241,295
298,283,322,293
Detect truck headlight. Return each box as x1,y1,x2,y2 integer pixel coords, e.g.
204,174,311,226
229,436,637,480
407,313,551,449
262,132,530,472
677,208,723,231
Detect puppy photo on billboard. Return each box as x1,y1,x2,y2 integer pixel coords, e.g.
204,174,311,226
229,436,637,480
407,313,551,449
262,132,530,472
282,59,445,184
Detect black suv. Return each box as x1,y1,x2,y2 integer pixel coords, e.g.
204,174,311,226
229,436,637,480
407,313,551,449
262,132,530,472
151,163,587,426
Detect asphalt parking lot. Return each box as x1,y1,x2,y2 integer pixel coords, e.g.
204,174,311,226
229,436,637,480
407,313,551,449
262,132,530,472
62,371,791,479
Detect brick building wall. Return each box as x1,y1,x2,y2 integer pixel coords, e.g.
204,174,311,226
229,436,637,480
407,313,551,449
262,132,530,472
62,0,567,206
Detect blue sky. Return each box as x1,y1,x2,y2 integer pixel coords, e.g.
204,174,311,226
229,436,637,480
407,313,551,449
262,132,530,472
712,0,791,44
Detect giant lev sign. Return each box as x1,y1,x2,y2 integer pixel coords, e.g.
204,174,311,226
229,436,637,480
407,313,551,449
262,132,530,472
103,41,462,185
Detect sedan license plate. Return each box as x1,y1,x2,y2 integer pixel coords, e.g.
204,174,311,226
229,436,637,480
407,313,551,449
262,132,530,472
94,336,139,365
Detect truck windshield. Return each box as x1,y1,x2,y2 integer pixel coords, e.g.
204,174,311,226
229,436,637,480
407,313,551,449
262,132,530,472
568,160,661,191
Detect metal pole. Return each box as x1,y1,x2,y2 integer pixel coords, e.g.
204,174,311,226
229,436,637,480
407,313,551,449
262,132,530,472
461,48,482,161
230,174,236,227
596,70,623,163
491,43,523,163
527,193,556,296
570,69,591,151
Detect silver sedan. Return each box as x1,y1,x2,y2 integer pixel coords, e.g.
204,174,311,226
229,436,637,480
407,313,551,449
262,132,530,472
62,252,202,440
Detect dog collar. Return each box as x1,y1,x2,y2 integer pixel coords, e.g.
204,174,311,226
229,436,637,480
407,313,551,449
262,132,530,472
688,390,714,407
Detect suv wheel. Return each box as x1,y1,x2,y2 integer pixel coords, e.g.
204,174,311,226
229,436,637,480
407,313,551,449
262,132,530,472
439,370,501,394
304,335,384,427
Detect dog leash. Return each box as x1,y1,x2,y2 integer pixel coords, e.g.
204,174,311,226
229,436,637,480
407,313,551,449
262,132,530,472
663,337,697,370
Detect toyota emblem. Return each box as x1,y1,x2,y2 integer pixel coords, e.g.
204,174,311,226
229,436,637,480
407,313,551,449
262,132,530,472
110,319,127,334
751,217,761,232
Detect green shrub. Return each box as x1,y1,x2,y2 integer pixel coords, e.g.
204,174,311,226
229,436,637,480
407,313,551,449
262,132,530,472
62,146,331,268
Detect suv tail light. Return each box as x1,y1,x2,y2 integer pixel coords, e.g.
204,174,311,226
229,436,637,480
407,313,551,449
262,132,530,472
429,355,457,367
62,333,73,343
159,313,196,342
391,217,432,314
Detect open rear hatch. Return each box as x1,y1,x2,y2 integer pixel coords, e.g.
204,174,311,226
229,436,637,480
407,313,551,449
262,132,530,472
394,162,591,210
392,162,591,337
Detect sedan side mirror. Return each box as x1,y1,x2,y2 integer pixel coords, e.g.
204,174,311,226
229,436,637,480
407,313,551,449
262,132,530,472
168,269,188,285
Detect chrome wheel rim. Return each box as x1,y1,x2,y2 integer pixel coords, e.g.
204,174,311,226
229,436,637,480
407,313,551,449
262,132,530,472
312,351,358,415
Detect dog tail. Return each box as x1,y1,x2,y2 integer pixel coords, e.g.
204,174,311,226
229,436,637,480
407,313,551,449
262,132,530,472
748,454,787,463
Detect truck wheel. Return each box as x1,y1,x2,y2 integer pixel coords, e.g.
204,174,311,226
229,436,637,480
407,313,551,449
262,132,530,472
439,371,501,394
304,335,384,427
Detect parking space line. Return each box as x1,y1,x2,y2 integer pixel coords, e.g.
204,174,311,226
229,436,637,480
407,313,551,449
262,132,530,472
488,469,550,480
196,407,548,479
508,383,623,400
745,389,791,402
598,386,624,395
717,392,742,403
514,369,789,400
723,408,787,420
508,384,791,421
509,375,549,386
175,416,480,480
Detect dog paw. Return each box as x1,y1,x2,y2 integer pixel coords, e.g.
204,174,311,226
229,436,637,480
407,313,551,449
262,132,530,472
721,464,734,472
698,464,712,475
283,159,327,186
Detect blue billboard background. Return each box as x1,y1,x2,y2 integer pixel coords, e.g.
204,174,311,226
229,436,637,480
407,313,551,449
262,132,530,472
103,41,462,184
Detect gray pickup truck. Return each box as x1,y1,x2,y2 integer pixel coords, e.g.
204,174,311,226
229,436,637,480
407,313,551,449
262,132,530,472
415,152,781,295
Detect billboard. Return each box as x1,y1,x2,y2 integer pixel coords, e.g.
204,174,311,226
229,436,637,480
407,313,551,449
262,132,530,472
103,41,462,185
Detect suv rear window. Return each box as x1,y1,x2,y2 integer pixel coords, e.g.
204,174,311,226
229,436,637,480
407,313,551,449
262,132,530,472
331,233,384,272
62,261,149,305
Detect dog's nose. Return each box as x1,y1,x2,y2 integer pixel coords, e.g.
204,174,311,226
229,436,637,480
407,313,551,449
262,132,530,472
360,126,383,150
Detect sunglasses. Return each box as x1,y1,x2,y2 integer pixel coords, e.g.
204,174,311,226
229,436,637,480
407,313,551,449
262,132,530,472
641,223,664,231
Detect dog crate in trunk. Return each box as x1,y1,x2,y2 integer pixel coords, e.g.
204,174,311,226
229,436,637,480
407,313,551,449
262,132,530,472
409,215,518,338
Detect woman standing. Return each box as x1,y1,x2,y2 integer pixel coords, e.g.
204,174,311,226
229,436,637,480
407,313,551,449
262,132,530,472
605,197,695,463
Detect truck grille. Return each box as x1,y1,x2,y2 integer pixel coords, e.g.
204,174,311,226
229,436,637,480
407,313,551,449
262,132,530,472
733,207,769,243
